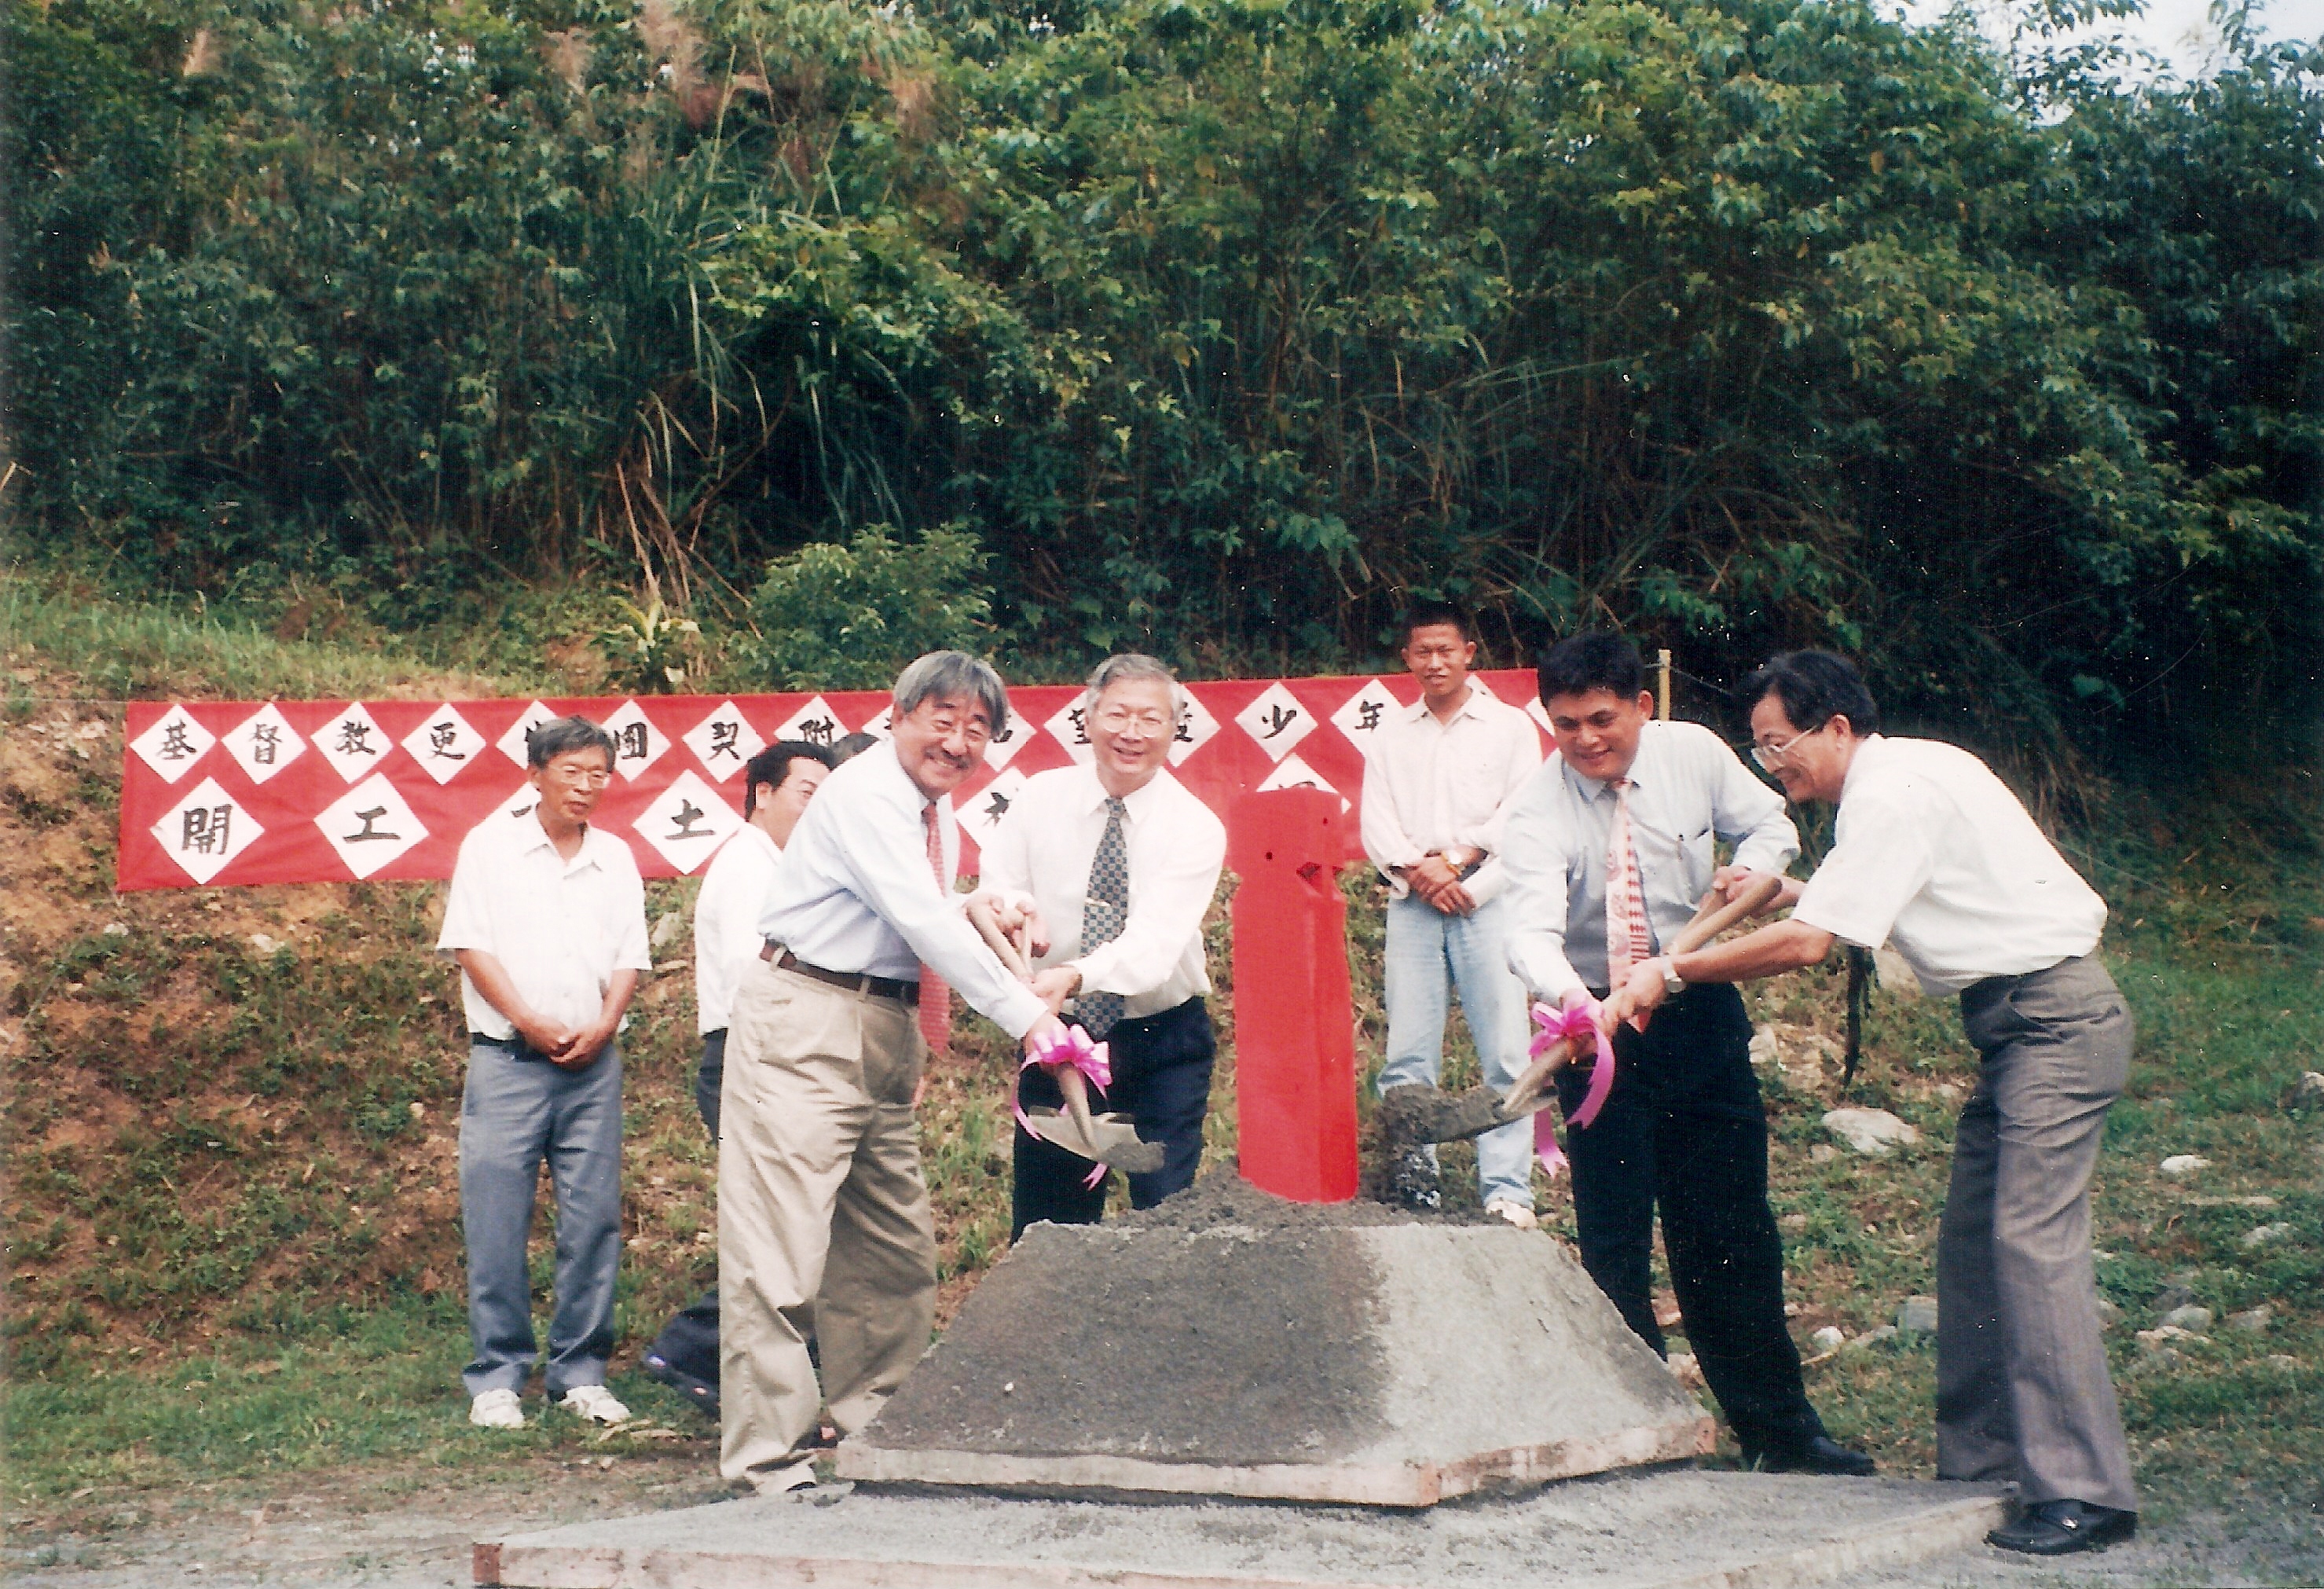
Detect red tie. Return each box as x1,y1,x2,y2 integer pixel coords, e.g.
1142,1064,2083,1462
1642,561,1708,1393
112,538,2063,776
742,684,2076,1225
918,803,951,1057
1605,778,1653,987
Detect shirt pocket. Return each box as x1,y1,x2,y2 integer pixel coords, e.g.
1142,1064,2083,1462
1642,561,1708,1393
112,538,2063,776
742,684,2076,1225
1677,824,1716,900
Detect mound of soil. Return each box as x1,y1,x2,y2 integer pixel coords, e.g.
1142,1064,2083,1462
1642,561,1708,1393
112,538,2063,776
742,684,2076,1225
1117,1169,1498,1231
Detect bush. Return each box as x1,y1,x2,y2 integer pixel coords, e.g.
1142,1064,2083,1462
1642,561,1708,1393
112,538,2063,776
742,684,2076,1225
747,524,998,689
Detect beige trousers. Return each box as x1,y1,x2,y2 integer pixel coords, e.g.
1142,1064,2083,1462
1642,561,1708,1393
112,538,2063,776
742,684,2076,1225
718,958,935,1487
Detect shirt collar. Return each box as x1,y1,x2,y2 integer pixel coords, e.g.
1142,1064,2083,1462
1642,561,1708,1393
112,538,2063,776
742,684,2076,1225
1838,733,1887,801
1401,678,1490,726
1564,722,1655,803
520,810,603,868
1078,762,1165,820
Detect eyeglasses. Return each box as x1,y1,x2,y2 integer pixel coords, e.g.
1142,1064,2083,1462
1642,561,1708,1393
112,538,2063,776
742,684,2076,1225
547,765,613,787
1750,721,1828,772
1094,706,1171,734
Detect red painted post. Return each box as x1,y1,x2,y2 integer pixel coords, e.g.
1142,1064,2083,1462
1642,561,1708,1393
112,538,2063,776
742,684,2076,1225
1227,787,1359,1203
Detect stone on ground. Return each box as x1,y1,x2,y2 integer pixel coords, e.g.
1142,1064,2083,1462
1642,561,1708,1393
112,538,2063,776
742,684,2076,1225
1896,1296,1939,1335
2160,1305,2213,1334
1823,1108,1919,1157
2159,1154,2211,1177
2241,1221,2292,1250
2227,1305,2274,1334
836,1180,1712,1507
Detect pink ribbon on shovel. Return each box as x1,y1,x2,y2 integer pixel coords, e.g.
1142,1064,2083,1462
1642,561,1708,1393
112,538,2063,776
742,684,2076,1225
1015,1024,1115,1188
1528,999,1617,1174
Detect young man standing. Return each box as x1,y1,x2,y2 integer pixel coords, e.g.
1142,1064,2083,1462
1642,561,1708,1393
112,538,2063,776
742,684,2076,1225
643,739,834,1415
1501,635,1869,1475
1605,651,2135,1555
1359,602,1545,1223
977,654,1229,1237
438,717,650,1431
721,651,1067,1495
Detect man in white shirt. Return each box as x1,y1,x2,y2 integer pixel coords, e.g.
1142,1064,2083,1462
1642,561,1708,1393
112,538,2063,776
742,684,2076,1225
642,739,833,1417
1501,635,1870,1477
436,717,650,1433
1359,603,1545,1221
977,654,1228,1235
1605,651,2135,1556
721,651,1066,1494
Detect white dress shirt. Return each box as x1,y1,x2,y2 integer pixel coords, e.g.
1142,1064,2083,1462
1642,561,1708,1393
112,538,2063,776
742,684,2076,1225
437,813,651,1039
1792,736,2106,995
977,764,1227,1022
757,741,1048,1039
694,822,781,1035
1501,720,1799,1003
1358,680,1543,906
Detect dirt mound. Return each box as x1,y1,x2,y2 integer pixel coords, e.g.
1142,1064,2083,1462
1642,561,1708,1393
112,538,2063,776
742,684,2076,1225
1118,1169,1498,1231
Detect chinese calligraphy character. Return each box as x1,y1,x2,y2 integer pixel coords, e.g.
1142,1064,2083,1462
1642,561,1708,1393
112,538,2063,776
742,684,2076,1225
181,804,232,853
666,799,712,840
251,721,281,765
427,720,467,760
1260,703,1299,739
1174,709,1195,744
982,790,1011,821
159,720,197,761
615,722,650,761
335,720,378,758
344,806,400,842
1065,707,1090,746
1356,700,1383,732
706,720,742,761
796,716,836,746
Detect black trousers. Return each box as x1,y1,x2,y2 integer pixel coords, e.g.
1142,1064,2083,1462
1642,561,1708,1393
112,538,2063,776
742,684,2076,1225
1012,998,1215,1240
646,1029,724,1392
1553,983,1825,1456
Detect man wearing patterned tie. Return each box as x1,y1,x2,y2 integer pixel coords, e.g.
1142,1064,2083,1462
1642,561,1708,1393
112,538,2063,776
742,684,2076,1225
974,655,1229,1238
1500,634,1871,1477
721,651,1068,1495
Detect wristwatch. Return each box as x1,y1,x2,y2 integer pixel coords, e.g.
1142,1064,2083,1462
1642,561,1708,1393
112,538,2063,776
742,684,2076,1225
1657,956,1685,996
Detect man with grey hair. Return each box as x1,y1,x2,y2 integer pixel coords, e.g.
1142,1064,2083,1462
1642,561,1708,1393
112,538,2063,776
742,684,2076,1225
976,653,1227,1235
721,651,1067,1494
437,716,649,1432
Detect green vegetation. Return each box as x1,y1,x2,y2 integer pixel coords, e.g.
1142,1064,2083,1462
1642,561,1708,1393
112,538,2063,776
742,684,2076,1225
5,0,2319,752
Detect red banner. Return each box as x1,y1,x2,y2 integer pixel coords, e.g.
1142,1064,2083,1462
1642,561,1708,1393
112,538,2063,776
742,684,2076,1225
116,672,1549,891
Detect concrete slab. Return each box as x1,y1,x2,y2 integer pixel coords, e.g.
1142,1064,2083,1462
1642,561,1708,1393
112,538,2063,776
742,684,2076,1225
836,1217,1713,1506
475,1470,2011,1588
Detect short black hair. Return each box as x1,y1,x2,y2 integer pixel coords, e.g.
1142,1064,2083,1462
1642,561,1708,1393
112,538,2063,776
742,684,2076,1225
1536,633,1645,704
1399,600,1474,643
1741,650,1881,737
742,739,834,817
828,732,881,765
527,715,617,770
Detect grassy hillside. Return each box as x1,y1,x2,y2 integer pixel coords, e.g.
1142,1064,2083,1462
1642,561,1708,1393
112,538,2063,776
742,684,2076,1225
2,585,2318,1543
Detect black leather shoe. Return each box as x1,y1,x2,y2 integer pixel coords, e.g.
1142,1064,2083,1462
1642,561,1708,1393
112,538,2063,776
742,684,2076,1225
1750,1434,1878,1476
641,1349,719,1418
1986,1499,2136,1555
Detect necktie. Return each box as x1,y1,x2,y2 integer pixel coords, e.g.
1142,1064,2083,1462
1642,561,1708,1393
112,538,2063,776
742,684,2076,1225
1604,778,1654,989
1075,797,1130,1040
918,803,951,1057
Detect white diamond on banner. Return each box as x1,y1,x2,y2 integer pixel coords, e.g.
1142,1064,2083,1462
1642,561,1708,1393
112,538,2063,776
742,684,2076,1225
1525,695,1556,736
314,703,392,783
860,704,894,741
1467,673,1508,704
1233,681,1317,761
1167,691,1220,768
684,700,765,780
1255,752,1349,811
981,707,1038,770
316,773,427,879
220,703,305,785
130,703,216,783
398,703,486,786
632,769,743,874
954,768,1028,846
1329,678,1403,754
773,695,848,754
1043,697,1098,766
599,699,672,782
149,776,260,883
494,700,560,769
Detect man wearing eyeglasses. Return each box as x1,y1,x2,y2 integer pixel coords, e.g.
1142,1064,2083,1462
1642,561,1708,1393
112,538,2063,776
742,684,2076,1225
976,654,1228,1236
1604,651,2135,1557
1501,635,1871,1477
438,716,650,1433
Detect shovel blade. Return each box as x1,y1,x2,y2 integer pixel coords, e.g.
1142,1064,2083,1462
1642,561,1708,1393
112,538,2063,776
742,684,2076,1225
1022,1108,1168,1175
1377,1082,1516,1146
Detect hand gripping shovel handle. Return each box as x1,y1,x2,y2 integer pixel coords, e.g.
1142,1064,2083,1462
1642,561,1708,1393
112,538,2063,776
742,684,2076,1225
968,896,1102,1147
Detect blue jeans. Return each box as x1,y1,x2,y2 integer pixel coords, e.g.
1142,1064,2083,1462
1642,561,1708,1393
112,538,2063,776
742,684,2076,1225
1377,893,1534,1209
459,1037,624,1398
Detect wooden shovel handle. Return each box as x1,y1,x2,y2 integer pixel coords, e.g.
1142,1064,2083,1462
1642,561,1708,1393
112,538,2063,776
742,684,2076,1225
966,894,1033,978
1666,873,1783,957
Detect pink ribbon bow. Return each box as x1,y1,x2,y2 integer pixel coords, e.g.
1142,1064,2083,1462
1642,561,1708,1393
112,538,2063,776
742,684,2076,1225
1015,1024,1116,1188
1528,999,1617,1173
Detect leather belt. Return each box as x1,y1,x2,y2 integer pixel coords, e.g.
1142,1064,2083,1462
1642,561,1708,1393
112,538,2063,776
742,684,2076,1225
760,941,918,1004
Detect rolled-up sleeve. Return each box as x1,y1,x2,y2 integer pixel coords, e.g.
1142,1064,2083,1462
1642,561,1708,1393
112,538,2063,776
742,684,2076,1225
1499,762,1584,1004
1792,789,1937,952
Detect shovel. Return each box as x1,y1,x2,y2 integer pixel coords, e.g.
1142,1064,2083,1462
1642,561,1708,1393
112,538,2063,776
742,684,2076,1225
967,896,1168,1176
1381,873,1785,1146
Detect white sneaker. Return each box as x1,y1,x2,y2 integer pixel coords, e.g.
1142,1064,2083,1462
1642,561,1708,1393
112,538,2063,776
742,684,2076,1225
470,1388,526,1429
559,1384,632,1426
1486,1198,1540,1231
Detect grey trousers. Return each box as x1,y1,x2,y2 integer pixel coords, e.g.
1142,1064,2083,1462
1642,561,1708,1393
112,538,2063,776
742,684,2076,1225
459,1037,624,1399
1939,956,2136,1512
